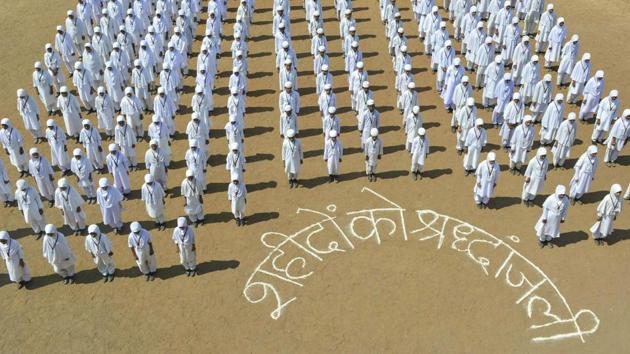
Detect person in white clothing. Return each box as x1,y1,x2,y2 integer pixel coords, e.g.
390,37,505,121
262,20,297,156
535,185,569,248
42,224,76,284
539,93,564,146
95,86,116,139
473,151,500,208
54,178,87,235
509,115,534,174
144,139,168,190
141,174,166,230
172,217,197,276
282,129,303,188
228,179,247,226
70,148,96,202
0,231,31,289
16,89,42,142
0,118,28,177
569,145,599,204
45,119,72,175
128,221,157,281
56,86,83,140
551,113,578,168
28,148,55,207
567,53,591,104
85,224,116,282
15,179,47,238
181,169,205,226
590,184,624,246
324,130,343,182
32,61,56,115
120,87,145,140
0,158,15,207
463,118,487,174
578,70,605,122
106,143,131,196
226,143,246,182
364,128,383,182
114,116,138,169
96,177,124,234
591,90,620,144
410,128,429,180
604,111,630,166
79,119,105,170
521,147,548,206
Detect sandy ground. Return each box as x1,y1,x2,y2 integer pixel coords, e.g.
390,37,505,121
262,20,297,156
0,0,629,352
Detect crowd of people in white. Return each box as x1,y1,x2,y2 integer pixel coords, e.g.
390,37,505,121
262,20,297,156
0,0,628,289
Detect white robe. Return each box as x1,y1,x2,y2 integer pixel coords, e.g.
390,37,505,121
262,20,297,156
54,186,86,231
474,160,499,203
411,136,430,170
181,178,204,220
85,233,115,275
42,232,76,277
569,153,599,199
522,156,548,199
540,101,564,144
590,193,623,239
57,94,83,136
16,187,46,232
128,229,156,274
144,148,168,187
106,152,131,193
29,157,55,200
0,127,27,171
463,127,487,170
96,186,123,228
17,96,41,135
46,127,72,170
226,151,246,182
0,239,31,283
282,139,303,175
172,227,196,270
509,124,534,164
79,127,105,169
535,194,569,240
141,182,166,220
324,138,343,175
228,182,247,218
551,120,577,163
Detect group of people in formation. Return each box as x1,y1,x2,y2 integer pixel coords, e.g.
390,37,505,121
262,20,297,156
1,0,259,288
401,0,628,247
0,0,629,288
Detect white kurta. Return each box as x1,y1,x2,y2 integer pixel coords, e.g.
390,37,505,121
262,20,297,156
590,193,623,239
57,94,83,136
411,136,430,171
522,156,548,199
42,232,76,277
364,137,383,173
128,229,157,274
46,126,72,170
85,233,115,276
96,186,123,228
181,178,204,221
463,127,487,170
15,187,46,232
474,160,499,203
0,239,31,283
54,186,86,231
172,227,196,270
282,139,303,176
509,125,534,165
535,194,569,240
141,182,166,220
29,157,55,200
79,127,105,169
569,153,598,199
106,152,131,193
228,182,247,218
323,138,343,175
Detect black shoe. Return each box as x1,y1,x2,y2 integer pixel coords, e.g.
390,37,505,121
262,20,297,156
36,231,43,240
145,274,150,281
191,269,197,277
293,179,299,188
108,274,115,282
539,241,545,248
413,172,418,180
68,277,75,284
17,281,25,289
372,174,377,182
186,270,192,277
150,273,156,281
103,275,109,283
48,200,54,208
63,278,69,285
328,175,333,183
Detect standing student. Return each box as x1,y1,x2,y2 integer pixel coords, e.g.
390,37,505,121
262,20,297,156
474,151,500,208
535,185,569,248
364,128,383,182
96,177,124,234
282,129,303,188
228,179,247,226
42,224,76,284
590,184,624,246
172,217,197,276
85,224,116,282
15,179,47,238
0,231,31,289
54,178,87,235
128,221,157,281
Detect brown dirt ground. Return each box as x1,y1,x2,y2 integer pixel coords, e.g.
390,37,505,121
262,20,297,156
0,0,629,352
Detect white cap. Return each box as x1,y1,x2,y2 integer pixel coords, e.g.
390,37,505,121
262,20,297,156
316,27,324,34
57,178,69,188
596,70,604,78
555,93,564,101
130,221,141,232
60,86,68,93
523,115,533,123
186,169,194,177
47,119,55,127
370,128,379,137
328,106,336,114
367,99,375,106
329,130,338,138
324,84,332,90
318,46,325,52
88,224,100,234
568,112,576,120
284,105,292,112
357,61,364,69
412,105,420,114
362,81,370,88
73,148,82,156
588,145,598,155
98,177,109,187
404,64,412,71
116,115,125,122
467,97,475,106
462,76,469,83
284,81,293,89
611,90,619,97
475,118,484,126
82,119,90,126
29,147,39,155
407,82,415,89
537,147,547,156
44,224,56,234
321,64,329,71
177,217,187,227
417,127,426,136
544,74,552,82
230,143,239,150
108,143,117,152
488,152,496,161
400,45,407,52
513,92,521,100
286,129,296,138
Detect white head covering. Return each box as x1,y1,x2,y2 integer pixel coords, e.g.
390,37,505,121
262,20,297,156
370,128,379,137
186,169,194,177
475,118,484,126
130,221,141,232
57,178,69,188
488,152,496,161
537,147,547,157
88,224,100,234
329,130,338,138
73,148,82,156
230,143,239,151
44,224,56,234
417,128,426,136
412,106,420,114
328,106,336,114
0,231,9,241
568,112,576,120
555,185,566,196
588,145,598,155
466,97,475,106
177,217,187,227
144,174,154,183
286,129,296,138
99,177,109,187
